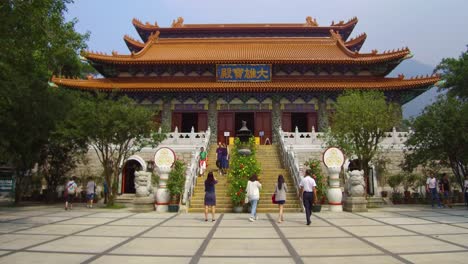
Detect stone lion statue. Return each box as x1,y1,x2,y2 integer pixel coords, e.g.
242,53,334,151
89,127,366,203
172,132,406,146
346,170,365,197
134,171,153,197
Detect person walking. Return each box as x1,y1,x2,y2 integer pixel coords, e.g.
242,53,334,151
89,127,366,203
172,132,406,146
274,175,288,223
65,176,78,210
440,173,452,208
220,143,229,175
246,174,262,222
103,180,109,204
86,177,96,208
199,147,207,177
216,142,223,175
464,175,468,209
204,171,218,222
299,169,317,225
426,174,442,208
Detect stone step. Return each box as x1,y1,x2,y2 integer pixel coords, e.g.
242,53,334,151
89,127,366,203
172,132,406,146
188,207,301,213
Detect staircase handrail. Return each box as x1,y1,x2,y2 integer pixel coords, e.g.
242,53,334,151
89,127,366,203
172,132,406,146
277,127,302,197
182,127,211,205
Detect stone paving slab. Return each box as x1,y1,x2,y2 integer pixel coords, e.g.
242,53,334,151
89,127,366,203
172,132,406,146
0,223,35,233
111,237,203,256
401,251,468,263
143,226,212,238
57,217,115,225
108,218,165,226
374,217,436,225
289,237,383,256
364,235,465,253
17,224,94,235
436,234,468,247
280,226,351,238
326,218,384,226
400,223,468,235
76,225,148,237
0,234,59,250
342,225,416,237
91,255,191,264
199,257,295,264
213,227,279,238
0,252,93,264
422,216,468,224
302,255,404,264
30,236,127,253
203,238,289,256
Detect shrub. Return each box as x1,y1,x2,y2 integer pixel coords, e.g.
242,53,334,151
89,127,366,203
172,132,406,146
228,137,261,206
167,160,186,203
304,159,327,204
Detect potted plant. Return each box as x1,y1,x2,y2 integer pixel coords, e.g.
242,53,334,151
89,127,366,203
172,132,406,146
166,159,186,212
402,172,418,203
304,159,327,212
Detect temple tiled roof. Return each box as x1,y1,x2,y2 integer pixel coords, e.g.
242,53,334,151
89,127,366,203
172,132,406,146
52,75,439,93
344,33,367,52
84,32,409,65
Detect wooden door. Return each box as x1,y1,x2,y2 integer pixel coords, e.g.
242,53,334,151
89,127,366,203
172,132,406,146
197,112,208,132
255,112,272,144
307,112,318,132
171,112,182,132
217,112,234,144
282,112,291,132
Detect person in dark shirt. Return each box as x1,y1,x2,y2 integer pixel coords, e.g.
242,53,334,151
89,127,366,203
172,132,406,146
204,171,218,222
216,142,223,175
440,173,452,208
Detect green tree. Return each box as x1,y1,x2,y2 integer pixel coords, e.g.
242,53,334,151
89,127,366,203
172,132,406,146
404,96,468,189
327,91,400,184
62,92,163,206
0,0,89,203
434,47,468,99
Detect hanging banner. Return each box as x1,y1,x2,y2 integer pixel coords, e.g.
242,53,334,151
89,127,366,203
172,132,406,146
216,64,271,82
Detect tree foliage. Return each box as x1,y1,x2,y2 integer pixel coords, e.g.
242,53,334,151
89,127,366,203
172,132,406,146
434,47,468,100
327,91,401,181
404,96,468,189
0,0,89,203
61,92,163,205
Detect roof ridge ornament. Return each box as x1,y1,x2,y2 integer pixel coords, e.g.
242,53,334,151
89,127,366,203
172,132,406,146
305,16,318,27
171,17,184,28
148,31,160,44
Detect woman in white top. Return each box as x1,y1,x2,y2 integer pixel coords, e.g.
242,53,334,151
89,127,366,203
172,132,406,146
246,174,262,222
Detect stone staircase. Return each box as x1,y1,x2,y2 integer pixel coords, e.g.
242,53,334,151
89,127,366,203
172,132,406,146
189,144,302,213
255,145,302,213
189,145,231,213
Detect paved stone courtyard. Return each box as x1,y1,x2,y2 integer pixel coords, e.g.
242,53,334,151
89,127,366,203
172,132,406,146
0,205,468,263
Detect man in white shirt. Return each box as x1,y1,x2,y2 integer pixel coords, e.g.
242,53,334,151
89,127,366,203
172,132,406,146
299,169,317,225
426,175,442,208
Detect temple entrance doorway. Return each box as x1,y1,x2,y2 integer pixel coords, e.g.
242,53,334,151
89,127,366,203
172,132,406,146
172,112,208,132
291,113,308,132
121,160,142,194
217,111,272,144
181,113,198,132
282,112,318,132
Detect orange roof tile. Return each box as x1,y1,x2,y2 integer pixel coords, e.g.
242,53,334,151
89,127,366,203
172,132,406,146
84,34,409,65
52,75,439,93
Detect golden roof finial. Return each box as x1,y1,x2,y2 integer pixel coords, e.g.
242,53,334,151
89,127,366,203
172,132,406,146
171,17,184,28
305,16,318,27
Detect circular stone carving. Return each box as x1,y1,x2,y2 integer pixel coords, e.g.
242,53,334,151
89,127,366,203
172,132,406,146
323,147,345,168
154,147,176,168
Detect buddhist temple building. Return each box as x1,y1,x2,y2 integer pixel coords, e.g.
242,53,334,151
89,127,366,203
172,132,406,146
52,16,439,144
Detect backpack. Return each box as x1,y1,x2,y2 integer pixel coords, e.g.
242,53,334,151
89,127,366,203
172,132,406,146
67,182,76,194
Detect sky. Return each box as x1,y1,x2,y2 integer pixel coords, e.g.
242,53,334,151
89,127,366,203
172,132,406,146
65,0,468,117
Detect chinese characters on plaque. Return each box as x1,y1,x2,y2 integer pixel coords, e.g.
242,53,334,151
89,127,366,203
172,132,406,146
216,64,271,82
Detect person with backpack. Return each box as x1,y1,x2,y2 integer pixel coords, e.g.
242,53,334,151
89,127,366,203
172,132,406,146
86,177,96,208
65,176,78,210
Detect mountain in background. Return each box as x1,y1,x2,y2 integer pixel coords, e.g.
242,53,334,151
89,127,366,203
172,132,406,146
389,59,444,119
